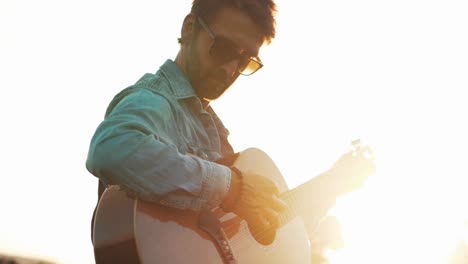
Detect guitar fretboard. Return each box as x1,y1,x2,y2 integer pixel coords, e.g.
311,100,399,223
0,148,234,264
278,173,336,228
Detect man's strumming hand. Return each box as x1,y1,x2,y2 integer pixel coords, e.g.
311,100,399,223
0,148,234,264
221,168,287,234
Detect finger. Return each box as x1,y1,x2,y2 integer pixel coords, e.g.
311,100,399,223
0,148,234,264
358,145,374,156
248,212,270,231
263,208,280,230
364,147,375,160
263,178,281,196
270,184,281,196
269,195,288,212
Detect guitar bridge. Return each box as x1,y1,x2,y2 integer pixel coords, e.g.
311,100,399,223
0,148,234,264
198,209,238,264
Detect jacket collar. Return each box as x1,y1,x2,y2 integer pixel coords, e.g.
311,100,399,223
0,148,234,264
159,59,197,100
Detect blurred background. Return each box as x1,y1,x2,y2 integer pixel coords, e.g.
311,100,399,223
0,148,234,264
1,0,467,263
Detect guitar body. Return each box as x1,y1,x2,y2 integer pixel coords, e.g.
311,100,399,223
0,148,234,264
93,148,311,264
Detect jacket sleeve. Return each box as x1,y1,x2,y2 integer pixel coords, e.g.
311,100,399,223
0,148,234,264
86,89,231,210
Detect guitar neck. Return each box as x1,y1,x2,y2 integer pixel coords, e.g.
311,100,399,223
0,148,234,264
230,148,339,230
278,170,337,228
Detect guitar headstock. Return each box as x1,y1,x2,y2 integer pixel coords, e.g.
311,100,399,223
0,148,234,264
328,138,376,195
351,138,375,160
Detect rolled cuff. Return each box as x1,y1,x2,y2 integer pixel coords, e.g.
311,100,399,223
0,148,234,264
157,158,231,211
197,160,231,209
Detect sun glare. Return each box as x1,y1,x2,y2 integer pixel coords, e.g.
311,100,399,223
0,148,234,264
324,138,468,264
2,0,466,263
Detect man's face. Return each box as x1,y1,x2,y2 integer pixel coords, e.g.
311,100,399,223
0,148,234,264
185,7,264,101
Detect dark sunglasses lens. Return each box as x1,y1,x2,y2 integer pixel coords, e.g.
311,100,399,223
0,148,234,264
210,37,262,75
210,38,240,64
237,56,252,71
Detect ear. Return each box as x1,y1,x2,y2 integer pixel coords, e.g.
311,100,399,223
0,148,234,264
180,13,196,45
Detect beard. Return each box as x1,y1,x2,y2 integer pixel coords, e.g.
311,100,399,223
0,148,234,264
185,38,233,101
191,70,232,101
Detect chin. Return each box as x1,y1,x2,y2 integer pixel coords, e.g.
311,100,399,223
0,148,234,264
197,84,229,102
202,93,222,102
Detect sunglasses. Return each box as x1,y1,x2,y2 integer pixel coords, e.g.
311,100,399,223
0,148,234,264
197,16,263,76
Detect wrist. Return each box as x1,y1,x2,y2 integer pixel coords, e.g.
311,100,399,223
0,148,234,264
221,167,243,211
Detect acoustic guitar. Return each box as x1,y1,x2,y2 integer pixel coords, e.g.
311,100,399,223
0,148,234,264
93,148,351,264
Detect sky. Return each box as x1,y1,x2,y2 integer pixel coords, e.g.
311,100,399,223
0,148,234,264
1,0,467,263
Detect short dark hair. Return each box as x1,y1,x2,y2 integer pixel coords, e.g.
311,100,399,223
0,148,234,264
190,0,277,44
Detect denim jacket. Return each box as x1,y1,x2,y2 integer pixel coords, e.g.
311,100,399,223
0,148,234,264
86,60,234,210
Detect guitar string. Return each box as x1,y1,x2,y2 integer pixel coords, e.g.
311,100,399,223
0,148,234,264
230,186,335,255
231,189,325,256
220,189,303,252
222,157,328,248
232,197,302,252
221,151,311,248
221,188,297,238
213,146,370,253
222,188,300,240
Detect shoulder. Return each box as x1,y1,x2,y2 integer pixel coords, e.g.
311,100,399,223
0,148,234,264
105,70,177,111
109,87,173,114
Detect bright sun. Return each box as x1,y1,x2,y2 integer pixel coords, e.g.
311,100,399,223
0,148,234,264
1,0,466,263
324,139,468,264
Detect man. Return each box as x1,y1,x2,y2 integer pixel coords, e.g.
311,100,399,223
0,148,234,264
87,0,375,261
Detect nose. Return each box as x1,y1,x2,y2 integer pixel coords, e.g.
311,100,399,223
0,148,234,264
220,59,240,78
